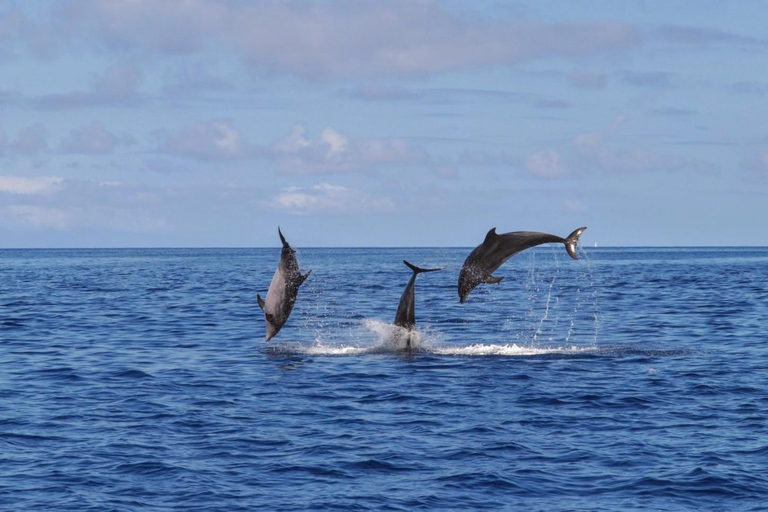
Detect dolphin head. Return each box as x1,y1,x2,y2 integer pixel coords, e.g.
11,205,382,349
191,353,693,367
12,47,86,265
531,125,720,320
265,320,279,341
264,311,281,341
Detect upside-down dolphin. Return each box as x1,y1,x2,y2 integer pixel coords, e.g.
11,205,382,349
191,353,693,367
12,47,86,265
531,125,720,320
394,260,441,349
458,226,586,303
257,227,312,341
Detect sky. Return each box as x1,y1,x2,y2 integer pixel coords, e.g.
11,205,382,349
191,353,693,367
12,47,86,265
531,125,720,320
1,0,767,248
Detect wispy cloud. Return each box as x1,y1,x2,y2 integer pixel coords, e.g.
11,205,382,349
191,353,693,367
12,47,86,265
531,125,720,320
8,124,49,155
726,81,768,96
525,150,568,178
651,107,697,117
60,122,134,154
744,149,768,178
534,99,571,110
60,0,639,78
346,84,424,102
33,62,144,109
618,70,675,89
0,178,171,232
157,120,249,161
268,183,395,215
269,123,427,174
567,69,608,89
0,205,72,229
655,25,768,48
0,175,64,195
526,115,712,176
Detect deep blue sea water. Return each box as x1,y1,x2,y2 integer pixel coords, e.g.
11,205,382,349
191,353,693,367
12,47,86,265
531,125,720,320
2,246,768,511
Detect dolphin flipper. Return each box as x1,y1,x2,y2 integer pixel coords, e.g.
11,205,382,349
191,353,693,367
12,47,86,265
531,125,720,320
483,275,504,284
565,227,587,260
278,226,287,246
257,294,265,311
300,269,312,285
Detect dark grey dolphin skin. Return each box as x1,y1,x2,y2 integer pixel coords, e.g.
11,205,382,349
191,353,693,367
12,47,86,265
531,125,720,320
458,226,586,303
394,260,441,349
257,227,312,341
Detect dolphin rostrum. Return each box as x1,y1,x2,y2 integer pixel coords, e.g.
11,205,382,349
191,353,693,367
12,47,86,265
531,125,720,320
394,260,441,349
257,227,312,341
458,226,586,303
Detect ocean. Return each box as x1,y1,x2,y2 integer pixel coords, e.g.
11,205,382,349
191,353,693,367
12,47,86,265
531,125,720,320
1,246,767,511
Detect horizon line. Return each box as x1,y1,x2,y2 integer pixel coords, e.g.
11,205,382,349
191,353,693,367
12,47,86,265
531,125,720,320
2,245,768,250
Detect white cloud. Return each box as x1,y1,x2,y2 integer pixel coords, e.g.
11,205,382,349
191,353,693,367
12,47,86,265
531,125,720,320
271,123,426,174
61,0,639,78
525,150,567,178
158,120,248,161
0,175,64,195
268,183,395,215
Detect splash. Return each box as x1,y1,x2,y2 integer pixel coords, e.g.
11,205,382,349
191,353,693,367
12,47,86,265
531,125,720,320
430,343,599,357
266,318,602,357
266,319,437,356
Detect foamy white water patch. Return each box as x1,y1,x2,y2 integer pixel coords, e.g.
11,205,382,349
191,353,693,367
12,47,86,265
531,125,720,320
266,319,442,355
430,344,599,356
267,317,599,357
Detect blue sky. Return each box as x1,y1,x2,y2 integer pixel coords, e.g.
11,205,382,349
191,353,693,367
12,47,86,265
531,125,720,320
1,0,767,247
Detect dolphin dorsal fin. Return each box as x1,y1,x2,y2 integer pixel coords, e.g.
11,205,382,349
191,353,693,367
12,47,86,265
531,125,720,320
484,227,498,244
257,294,265,311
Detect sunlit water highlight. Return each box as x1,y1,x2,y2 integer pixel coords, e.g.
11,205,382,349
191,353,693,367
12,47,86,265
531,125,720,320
2,247,768,511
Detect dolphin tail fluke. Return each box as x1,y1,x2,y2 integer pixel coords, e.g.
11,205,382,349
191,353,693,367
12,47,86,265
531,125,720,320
403,260,442,274
300,269,312,285
565,226,587,260
257,294,265,311
278,226,287,246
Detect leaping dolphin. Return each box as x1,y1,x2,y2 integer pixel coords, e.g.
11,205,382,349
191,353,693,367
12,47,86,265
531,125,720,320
257,227,312,341
394,260,441,350
458,226,586,303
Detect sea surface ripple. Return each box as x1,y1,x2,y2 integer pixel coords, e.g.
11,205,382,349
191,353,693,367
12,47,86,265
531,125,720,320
1,247,767,511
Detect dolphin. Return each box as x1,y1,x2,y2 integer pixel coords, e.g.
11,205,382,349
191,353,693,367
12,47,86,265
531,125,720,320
458,226,586,303
257,227,312,341
394,260,441,350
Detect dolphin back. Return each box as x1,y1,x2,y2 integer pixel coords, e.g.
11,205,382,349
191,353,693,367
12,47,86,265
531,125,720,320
394,260,441,329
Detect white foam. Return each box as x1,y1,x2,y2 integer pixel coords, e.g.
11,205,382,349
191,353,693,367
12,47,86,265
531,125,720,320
266,319,442,356
266,317,601,357
430,343,599,357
